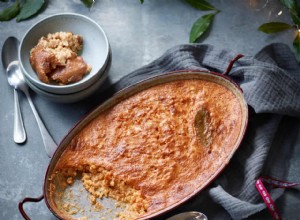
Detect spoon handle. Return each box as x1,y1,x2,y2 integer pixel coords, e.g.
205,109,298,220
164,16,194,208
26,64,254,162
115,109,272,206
23,88,57,157
13,89,26,144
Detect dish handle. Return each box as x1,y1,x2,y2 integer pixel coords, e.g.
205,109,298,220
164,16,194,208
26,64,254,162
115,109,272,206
19,195,44,220
223,54,244,76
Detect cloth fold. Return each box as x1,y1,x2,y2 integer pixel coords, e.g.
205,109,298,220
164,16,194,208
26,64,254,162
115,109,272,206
104,43,300,219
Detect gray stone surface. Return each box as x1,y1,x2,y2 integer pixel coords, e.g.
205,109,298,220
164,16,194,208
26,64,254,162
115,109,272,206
0,0,299,219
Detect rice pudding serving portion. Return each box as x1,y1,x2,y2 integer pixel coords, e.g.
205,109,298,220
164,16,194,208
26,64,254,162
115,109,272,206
30,32,91,85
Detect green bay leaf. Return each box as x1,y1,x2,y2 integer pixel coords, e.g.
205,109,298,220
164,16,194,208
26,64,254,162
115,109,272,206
290,10,300,25
293,33,300,62
194,109,212,147
0,2,20,21
280,0,297,10
186,0,218,11
189,13,215,43
258,22,293,34
16,0,45,22
81,0,95,8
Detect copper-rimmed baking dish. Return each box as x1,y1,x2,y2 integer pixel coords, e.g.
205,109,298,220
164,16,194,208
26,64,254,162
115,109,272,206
19,70,248,220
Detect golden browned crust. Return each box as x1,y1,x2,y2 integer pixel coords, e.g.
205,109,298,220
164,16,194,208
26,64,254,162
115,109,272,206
51,79,243,219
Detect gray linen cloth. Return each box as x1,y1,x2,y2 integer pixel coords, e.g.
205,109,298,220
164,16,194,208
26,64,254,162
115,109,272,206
100,43,300,219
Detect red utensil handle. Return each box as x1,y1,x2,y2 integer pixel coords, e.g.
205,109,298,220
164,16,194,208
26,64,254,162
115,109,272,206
19,195,44,220
256,176,300,220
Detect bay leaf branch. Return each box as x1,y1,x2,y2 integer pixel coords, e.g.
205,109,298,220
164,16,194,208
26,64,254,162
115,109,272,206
258,22,294,33
186,0,218,11
189,12,216,43
16,0,45,22
0,2,20,21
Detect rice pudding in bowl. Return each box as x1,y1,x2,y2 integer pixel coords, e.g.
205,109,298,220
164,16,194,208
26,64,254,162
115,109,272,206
30,31,91,85
19,13,110,95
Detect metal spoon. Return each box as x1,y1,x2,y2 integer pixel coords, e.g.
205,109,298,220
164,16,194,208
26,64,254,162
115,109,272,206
1,36,26,144
7,61,57,157
167,211,208,220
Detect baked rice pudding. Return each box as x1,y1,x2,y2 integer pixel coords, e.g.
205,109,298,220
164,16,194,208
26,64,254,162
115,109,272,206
30,31,91,85
49,79,243,219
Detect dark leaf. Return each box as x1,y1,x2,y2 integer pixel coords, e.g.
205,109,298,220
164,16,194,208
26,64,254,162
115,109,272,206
258,22,293,33
186,0,218,11
280,0,297,10
293,33,300,61
0,0,8,2
189,12,215,43
0,2,20,21
290,10,300,25
81,0,94,8
140,0,144,4
16,0,45,22
194,109,212,147
280,0,300,18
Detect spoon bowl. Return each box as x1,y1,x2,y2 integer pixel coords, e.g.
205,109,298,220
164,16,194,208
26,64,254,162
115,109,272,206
7,61,27,90
1,37,19,69
167,211,208,220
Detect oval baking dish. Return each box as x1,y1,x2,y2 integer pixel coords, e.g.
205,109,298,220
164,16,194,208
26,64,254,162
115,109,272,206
19,70,248,220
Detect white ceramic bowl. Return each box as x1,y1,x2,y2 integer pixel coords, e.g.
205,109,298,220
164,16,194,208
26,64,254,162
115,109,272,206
19,13,110,94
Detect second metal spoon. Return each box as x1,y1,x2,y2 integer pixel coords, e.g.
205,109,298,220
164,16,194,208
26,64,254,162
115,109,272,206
1,37,26,144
